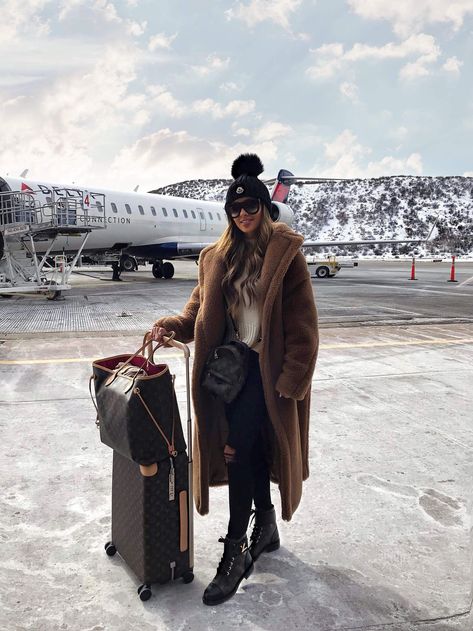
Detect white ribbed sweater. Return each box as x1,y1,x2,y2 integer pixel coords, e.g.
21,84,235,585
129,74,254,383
230,273,263,353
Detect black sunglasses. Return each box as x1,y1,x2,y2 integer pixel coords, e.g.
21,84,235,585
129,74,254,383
226,198,261,218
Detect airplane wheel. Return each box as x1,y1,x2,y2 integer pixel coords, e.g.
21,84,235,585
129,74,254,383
120,256,135,272
152,262,163,279
162,262,174,279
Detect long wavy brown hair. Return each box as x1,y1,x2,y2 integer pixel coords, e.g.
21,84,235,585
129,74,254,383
215,202,274,320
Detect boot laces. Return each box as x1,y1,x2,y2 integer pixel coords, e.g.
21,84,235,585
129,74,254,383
249,510,263,545
216,536,245,576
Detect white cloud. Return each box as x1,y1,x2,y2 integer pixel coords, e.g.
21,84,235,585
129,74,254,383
148,32,177,51
442,56,463,75
0,44,148,184
191,54,230,76
147,85,188,118
390,125,409,142
233,127,251,137
220,81,241,92
108,128,281,189
339,81,359,102
147,86,255,120
192,98,255,119
314,130,423,177
347,0,473,37
126,19,147,36
253,121,292,143
307,34,441,81
225,0,305,38
464,171,473,176
97,1,122,23
0,0,51,43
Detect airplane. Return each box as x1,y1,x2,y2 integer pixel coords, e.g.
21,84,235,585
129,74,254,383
0,169,435,283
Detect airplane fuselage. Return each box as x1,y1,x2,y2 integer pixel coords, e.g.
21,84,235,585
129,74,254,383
0,175,231,260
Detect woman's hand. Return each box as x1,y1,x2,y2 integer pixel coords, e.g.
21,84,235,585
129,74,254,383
150,324,174,346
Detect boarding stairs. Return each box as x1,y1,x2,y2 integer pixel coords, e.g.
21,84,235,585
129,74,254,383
0,188,106,299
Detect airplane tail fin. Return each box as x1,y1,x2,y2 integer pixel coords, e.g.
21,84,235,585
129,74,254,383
269,169,294,204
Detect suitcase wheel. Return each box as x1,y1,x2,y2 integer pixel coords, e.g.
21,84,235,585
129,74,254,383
182,571,194,584
104,541,117,557
137,584,152,601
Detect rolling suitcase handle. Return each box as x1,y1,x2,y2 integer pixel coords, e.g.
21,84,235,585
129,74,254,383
143,331,194,570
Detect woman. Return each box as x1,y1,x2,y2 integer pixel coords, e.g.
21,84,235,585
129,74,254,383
151,153,319,606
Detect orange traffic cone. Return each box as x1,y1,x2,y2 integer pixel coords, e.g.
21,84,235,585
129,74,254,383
448,255,458,282
409,257,417,280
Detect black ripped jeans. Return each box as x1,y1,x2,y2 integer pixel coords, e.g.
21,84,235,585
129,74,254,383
224,349,273,540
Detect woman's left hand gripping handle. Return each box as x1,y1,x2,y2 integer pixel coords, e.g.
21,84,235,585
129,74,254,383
150,324,174,347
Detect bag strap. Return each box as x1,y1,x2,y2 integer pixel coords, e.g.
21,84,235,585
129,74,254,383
89,374,100,428
223,295,241,341
104,333,174,387
143,330,176,363
133,374,177,457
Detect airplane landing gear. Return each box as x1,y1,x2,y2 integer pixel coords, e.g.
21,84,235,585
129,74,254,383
152,261,174,279
162,262,174,279
152,261,163,278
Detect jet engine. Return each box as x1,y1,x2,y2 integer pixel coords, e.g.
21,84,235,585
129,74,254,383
270,202,294,226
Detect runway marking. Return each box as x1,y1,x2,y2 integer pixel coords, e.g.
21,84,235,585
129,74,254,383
321,337,473,350
1,337,473,365
457,275,473,288
0,352,179,365
322,281,473,297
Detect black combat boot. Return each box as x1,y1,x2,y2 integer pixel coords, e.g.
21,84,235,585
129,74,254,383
248,506,280,561
202,534,254,606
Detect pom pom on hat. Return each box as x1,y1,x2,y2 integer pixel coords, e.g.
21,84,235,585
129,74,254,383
225,151,272,217
231,153,264,179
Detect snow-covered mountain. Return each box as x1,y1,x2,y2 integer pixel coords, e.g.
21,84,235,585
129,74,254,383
150,176,473,256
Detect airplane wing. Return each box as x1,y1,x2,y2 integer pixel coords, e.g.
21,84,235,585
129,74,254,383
301,216,439,248
264,173,440,249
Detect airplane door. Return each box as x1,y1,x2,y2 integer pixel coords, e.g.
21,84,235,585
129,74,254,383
197,208,206,231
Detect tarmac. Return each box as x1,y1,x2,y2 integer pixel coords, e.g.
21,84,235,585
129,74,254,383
1,259,472,630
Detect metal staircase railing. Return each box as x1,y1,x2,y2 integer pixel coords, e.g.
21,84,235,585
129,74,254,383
0,188,106,298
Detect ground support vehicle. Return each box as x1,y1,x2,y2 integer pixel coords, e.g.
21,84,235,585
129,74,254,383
306,255,342,278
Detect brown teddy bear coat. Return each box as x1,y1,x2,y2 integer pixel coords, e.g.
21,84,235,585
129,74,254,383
154,222,319,521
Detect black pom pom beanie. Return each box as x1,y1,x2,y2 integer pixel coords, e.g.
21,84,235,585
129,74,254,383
224,153,272,213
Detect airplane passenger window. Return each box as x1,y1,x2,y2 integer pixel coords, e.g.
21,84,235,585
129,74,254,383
125,203,132,214
217,213,221,221
173,209,178,218
96,201,103,212
162,208,168,217
150,206,156,216
138,205,145,215
199,211,204,219
111,202,118,214
183,209,188,218
191,210,196,219
208,212,213,220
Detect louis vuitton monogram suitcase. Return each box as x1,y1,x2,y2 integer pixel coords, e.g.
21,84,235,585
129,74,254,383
103,334,194,601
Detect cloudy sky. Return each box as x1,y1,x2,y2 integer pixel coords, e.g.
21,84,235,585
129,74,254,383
1,0,472,191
